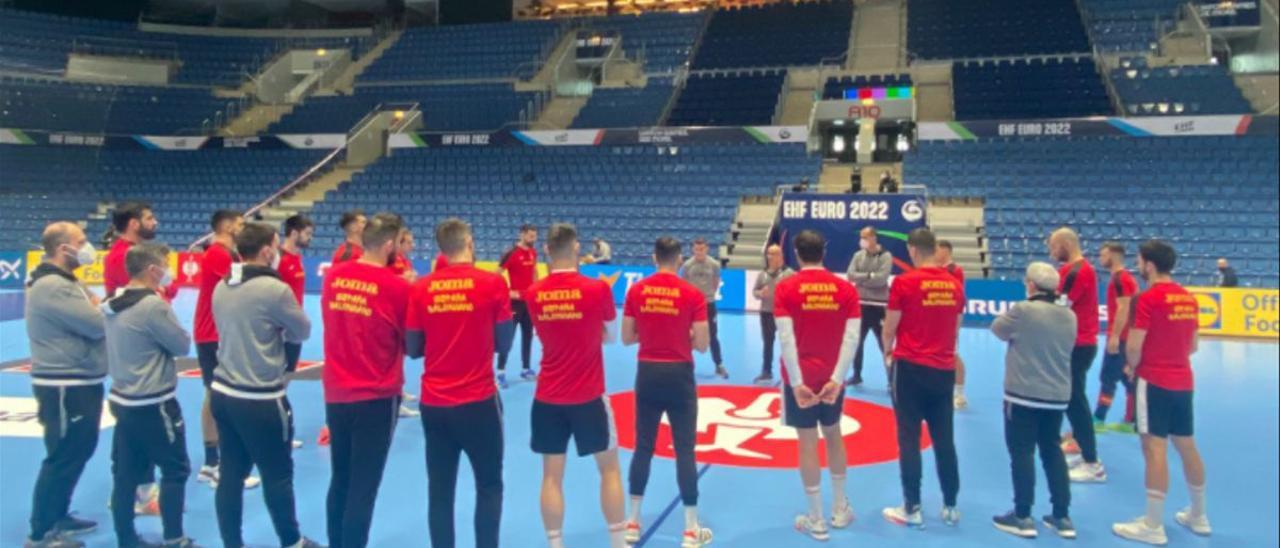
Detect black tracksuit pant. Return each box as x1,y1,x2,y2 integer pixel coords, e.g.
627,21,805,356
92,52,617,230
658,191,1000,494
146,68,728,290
497,301,534,371
419,395,504,548
892,360,959,509
628,362,699,506
110,398,191,547
1004,401,1071,519
1066,345,1099,463
210,391,301,548
853,305,886,380
706,304,723,366
760,312,777,375
326,396,399,548
29,383,103,541
1095,347,1134,422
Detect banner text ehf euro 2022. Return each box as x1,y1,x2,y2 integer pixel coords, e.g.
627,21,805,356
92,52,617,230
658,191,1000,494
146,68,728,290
772,193,928,274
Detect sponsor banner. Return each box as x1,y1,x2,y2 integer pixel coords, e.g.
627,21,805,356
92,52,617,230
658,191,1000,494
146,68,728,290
0,128,37,145
743,126,808,143
812,99,914,121
276,134,347,149
133,135,210,150
579,264,746,311
25,251,177,287
919,115,1278,140
386,127,812,148
774,193,927,274
0,251,25,289
1187,286,1279,338
512,129,605,146
1197,1,1260,28
1,396,116,438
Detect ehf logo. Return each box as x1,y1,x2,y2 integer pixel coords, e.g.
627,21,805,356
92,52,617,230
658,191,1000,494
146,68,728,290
900,200,924,222
778,129,792,140
610,386,926,468
0,258,23,281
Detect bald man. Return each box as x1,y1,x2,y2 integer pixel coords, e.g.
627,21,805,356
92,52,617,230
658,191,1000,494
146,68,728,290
25,222,106,547
1214,258,1237,288
1047,228,1105,484
752,244,794,385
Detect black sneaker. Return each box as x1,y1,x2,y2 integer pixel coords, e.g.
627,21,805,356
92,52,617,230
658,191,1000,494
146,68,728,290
1042,515,1078,539
992,510,1037,538
52,515,96,536
849,374,863,386
714,364,729,379
24,531,84,548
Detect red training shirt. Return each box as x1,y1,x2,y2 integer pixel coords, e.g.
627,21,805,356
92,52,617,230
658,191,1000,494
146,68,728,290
406,263,513,406
278,249,306,305
433,253,448,272
501,245,538,295
888,266,965,369
103,238,179,301
945,263,966,283
390,253,413,277
623,271,708,364
1058,259,1101,347
322,260,412,403
1106,269,1139,342
524,270,617,405
1133,281,1198,391
194,242,237,343
332,241,363,264
774,268,861,391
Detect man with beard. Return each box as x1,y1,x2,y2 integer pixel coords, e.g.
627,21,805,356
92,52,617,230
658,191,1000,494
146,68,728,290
278,215,315,306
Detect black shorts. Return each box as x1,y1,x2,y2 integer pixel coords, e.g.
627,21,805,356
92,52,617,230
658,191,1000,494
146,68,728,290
531,397,616,456
782,384,845,429
196,342,219,388
1136,379,1193,438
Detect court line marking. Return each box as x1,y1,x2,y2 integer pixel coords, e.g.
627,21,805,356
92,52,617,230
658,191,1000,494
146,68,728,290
636,463,713,547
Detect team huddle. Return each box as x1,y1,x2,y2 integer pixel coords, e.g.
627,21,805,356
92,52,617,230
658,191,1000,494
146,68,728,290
22,201,1208,548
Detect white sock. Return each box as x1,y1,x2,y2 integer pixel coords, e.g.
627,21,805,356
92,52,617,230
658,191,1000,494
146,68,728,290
954,384,964,396
608,522,628,548
547,530,564,548
629,496,643,523
830,474,848,507
1188,483,1206,517
1145,489,1166,528
684,505,699,531
805,485,823,519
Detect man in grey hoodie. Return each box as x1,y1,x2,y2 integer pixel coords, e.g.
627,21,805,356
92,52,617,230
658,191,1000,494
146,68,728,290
989,262,1077,539
209,222,318,548
845,227,893,386
24,222,105,548
101,242,197,548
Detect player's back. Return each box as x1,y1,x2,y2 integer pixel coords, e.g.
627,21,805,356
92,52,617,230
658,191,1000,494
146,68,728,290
525,271,616,405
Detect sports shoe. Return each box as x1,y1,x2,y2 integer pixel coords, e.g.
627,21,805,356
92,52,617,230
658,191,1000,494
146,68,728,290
497,373,508,389
52,514,96,536
1174,508,1211,536
24,531,84,548
163,538,203,547
521,368,538,381
830,498,855,529
882,505,924,528
1042,515,1077,539
941,506,961,527
291,439,304,449
794,513,830,541
752,373,774,386
714,365,729,379
848,374,863,386
623,521,641,544
953,394,968,410
398,404,419,418
295,537,327,548
681,526,713,548
197,466,261,490
136,484,160,516
401,391,417,402
1068,461,1107,483
992,511,1036,538
1113,517,1167,545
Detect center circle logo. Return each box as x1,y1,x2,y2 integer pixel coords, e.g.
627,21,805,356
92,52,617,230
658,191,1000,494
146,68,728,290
609,385,928,469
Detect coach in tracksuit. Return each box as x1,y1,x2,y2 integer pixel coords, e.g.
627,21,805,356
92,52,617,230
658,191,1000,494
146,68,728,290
101,242,196,548
24,222,105,548
209,222,318,548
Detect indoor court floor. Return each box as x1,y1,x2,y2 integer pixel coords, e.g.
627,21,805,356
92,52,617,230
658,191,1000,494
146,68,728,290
1,289,1276,547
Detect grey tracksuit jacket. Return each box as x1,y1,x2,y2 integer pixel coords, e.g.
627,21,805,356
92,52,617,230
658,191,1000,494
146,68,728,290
24,263,107,386
990,294,1077,410
211,264,311,399
101,288,191,405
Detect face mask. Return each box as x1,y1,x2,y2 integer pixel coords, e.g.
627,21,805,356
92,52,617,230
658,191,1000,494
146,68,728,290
69,242,96,267
859,239,871,251
159,268,174,288
270,250,281,270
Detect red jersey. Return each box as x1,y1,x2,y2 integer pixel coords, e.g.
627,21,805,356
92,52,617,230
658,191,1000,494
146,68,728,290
1105,269,1139,342
1133,281,1198,391
331,241,363,264
322,261,412,403
501,245,538,295
945,263,966,283
194,242,237,343
773,268,861,391
278,250,306,305
390,253,413,277
623,271,708,364
524,270,617,404
433,254,448,272
1058,259,1100,347
888,266,965,369
406,264,513,406
104,238,178,301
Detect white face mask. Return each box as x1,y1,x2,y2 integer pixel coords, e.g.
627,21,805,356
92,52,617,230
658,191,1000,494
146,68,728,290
859,239,871,251
68,242,96,267
159,268,174,288
270,250,281,270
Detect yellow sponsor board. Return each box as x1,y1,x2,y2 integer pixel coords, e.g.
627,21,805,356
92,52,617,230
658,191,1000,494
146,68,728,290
26,251,179,287
1186,286,1280,339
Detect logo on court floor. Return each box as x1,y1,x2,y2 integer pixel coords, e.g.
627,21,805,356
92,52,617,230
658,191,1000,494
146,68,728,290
609,386,928,469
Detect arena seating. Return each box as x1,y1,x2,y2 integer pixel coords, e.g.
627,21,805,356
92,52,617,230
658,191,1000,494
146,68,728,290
822,73,913,100
667,71,784,127
953,58,1112,120
905,135,1280,287
570,82,673,128
362,20,561,82
270,84,541,133
307,144,821,264
691,0,851,70
0,76,235,134
0,146,103,251
578,12,704,74
908,0,1091,59
1079,0,1183,53
1110,61,1253,116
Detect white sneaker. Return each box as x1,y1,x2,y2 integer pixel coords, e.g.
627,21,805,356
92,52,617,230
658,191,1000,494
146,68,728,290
1175,508,1211,536
291,439,304,449
1068,461,1107,483
398,405,420,418
623,521,641,545
953,394,968,410
197,465,261,490
830,498,855,529
680,526,713,548
794,513,830,541
1113,517,1167,545
882,505,924,529
941,506,961,527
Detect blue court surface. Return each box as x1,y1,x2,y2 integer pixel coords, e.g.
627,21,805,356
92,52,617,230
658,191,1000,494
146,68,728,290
1,289,1276,547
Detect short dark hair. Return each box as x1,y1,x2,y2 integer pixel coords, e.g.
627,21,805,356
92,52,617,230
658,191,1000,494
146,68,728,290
1138,239,1177,274
210,209,242,232
339,209,365,230
1101,241,1126,256
907,227,936,255
125,242,170,279
793,230,825,264
284,214,314,237
235,222,277,260
519,224,537,233
654,236,682,264
545,223,578,259
938,240,953,252
692,237,708,246
362,212,403,250
112,202,152,232
435,218,471,256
